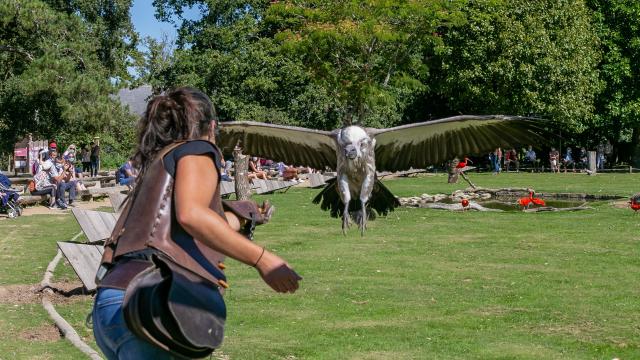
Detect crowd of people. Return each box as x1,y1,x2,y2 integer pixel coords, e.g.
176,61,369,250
221,156,315,183
487,141,614,174
29,141,100,209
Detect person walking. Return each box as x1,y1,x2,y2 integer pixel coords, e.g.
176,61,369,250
92,87,301,359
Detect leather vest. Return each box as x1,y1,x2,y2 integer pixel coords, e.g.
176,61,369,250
99,141,226,286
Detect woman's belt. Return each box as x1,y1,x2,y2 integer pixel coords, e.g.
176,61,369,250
98,259,153,290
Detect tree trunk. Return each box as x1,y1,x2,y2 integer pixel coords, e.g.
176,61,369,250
233,148,251,200
447,158,459,183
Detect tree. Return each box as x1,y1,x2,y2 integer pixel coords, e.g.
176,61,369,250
586,0,640,164
266,0,465,127
0,0,136,154
431,0,601,130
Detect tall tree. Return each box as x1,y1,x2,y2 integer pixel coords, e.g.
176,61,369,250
0,0,136,153
431,0,601,129
586,0,640,163
265,0,465,127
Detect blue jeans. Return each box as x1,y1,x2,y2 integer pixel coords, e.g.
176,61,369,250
57,181,77,204
91,159,99,177
119,177,135,186
92,288,177,359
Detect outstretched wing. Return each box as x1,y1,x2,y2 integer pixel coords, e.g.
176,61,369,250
370,115,547,172
218,121,337,169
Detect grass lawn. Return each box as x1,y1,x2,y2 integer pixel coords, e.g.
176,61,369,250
0,173,639,359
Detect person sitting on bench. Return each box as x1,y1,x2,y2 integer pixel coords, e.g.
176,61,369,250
248,157,270,180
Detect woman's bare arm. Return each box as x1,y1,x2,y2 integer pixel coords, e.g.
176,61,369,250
174,154,301,293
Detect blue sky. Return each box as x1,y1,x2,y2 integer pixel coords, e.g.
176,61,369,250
130,1,201,42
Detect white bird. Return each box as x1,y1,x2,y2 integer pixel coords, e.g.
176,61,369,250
218,115,546,235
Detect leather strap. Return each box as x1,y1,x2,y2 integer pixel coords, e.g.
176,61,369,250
99,141,187,269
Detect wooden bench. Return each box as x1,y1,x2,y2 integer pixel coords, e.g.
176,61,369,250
57,242,104,292
71,208,118,243
253,179,298,194
307,173,335,188
109,192,128,213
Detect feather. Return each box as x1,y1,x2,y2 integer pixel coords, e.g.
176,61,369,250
218,121,336,170
370,115,548,172
312,177,400,219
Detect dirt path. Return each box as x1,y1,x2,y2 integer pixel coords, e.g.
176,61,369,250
0,280,90,306
1,198,111,218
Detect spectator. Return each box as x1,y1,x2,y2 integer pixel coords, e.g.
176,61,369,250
117,158,138,187
604,139,613,167
48,150,76,207
81,144,91,174
562,147,575,173
63,144,77,162
505,148,519,172
490,148,502,174
578,147,588,171
549,147,560,173
90,141,100,177
596,142,605,170
523,145,538,172
281,163,301,182
248,157,269,180
219,159,233,182
32,161,59,209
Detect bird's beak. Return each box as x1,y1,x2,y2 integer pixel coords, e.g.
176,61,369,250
468,159,473,164
345,145,358,160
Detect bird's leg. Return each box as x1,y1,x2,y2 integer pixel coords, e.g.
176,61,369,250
358,199,367,236
342,202,350,234
337,175,351,235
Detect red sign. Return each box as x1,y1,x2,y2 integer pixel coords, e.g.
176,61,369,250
14,148,27,157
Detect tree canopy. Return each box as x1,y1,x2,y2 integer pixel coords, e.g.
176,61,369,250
0,0,137,159
2,0,640,163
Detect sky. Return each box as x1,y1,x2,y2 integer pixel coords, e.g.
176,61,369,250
130,1,202,43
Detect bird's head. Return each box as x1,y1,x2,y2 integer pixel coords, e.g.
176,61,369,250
338,126,375,162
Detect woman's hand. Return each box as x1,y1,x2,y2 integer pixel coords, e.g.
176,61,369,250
255,251,302,293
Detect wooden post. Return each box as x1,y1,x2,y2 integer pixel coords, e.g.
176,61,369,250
587,151,597,175
233,148,251,200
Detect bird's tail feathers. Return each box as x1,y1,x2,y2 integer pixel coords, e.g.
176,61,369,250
312,178,400,218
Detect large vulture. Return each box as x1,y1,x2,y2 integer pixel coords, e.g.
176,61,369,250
218,115,546,234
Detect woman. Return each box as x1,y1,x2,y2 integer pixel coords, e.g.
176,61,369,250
92,87,301,359
248,156,270,180
81,144,91,174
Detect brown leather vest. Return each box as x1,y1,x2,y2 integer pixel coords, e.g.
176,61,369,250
99,141,226,286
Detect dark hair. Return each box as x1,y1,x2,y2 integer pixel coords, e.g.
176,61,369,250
127,87,217,202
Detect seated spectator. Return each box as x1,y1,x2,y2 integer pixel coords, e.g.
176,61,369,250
549,147,560,173
32,161,61,209
504,148,519,172
117,158,138,187
63,144,84,179
562,147,575,173
523,145,539,172
578,147,588,170
220,159,233,182
47,150,77,207
248,157,270,180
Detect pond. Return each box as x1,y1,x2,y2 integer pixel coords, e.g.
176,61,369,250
439,197,602,212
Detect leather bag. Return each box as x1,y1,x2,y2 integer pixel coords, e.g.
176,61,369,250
122,253,226,359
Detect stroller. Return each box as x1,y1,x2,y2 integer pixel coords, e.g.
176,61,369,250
0,174,22,218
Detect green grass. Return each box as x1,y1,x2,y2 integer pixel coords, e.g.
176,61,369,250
1,173,639,359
